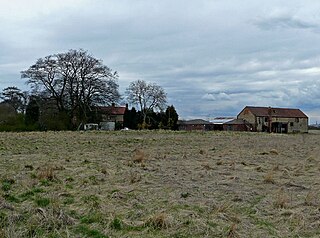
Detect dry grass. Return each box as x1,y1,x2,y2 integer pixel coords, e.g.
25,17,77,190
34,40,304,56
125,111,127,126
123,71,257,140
132,148,146,163
37,166,56,181
304,191,317,206
274,188,290,209
227,223,239,238
263,171,275,184
270,149,279,155
0,130,319,237
145,212,170,229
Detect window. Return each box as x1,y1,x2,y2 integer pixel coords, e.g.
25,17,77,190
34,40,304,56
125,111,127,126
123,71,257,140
290,122,294,127
295,118,299,123
265,117,268,122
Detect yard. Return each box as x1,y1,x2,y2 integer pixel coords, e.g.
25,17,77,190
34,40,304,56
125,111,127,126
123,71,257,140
0,130,319,237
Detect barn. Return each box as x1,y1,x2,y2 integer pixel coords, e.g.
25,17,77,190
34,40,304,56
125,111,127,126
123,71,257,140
237,106,308,133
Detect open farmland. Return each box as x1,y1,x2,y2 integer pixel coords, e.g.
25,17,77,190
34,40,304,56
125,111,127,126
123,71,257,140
0,131,320,238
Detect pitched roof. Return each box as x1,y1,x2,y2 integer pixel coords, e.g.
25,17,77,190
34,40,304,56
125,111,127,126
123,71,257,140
211,117,236,124
98,106,126,115
241,106,308,118
223,118,248,125
178,119,212,125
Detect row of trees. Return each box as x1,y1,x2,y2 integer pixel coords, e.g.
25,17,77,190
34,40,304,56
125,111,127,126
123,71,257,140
124,105,178,130
0,49,178,131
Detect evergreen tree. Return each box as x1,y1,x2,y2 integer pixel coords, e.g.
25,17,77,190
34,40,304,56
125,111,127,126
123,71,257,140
25,97,39,126
124,107,139,129
165,105,179,130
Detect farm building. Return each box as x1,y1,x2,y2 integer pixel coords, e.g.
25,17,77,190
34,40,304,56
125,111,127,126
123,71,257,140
237,106,308,133
223,118,252,131
178,119,214,131
97,103,127,129
210,117,235,130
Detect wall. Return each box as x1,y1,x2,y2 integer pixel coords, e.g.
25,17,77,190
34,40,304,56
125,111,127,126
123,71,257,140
238,109,256,130
280,117,308,133
223,124,248,131
255,117,270,132
178,124,213,131
238,108,308,133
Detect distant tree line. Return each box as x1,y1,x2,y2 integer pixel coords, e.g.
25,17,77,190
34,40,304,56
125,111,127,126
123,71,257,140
124,105,178,130
0,49,179,131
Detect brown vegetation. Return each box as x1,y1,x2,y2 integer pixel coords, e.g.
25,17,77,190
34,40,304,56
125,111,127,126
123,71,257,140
0,130,319,237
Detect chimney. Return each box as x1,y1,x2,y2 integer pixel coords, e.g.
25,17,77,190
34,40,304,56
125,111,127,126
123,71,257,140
268,106,272,133
112,102,115,107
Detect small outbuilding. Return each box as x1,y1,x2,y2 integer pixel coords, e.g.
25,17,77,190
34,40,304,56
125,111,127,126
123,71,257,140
178,119,214,131
223,118,251,131
211,117,235,130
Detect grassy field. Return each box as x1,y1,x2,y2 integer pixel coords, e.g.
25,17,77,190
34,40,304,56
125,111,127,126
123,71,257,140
0,130,319,238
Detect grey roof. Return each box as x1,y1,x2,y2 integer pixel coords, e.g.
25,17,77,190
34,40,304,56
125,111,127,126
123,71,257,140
211,117,236,124
178,119,212,125
223,118,248,125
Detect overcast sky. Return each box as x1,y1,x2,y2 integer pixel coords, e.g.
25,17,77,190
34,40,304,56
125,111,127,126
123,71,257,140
1,0,320,123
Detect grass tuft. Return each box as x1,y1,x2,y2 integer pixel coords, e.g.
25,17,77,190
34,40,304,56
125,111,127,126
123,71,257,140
304,191,317,206
263,171,275,184
273,188,290,209
132,149,145,163
145,212,169,229
38,166,56,181
227,223,239,238
35,197,50,207
110,217,123,230
1,178,15,192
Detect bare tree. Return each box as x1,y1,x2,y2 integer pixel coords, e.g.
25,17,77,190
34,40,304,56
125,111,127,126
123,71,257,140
126,80,167,127
21,49,120,126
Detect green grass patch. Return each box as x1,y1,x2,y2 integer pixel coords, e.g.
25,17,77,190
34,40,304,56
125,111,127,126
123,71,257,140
27,225,45,237
40,179,51,186
1,178,15,192
1,182,12,192
35,197,50,207
110,217,123,230
19,187,45,201
63,196,75,205
3,194,20,203
75,224,108,238
80,212,103,224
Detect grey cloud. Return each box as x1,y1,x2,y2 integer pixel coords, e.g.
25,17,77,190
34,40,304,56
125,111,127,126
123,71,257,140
2,1,320,123
254,16,318,31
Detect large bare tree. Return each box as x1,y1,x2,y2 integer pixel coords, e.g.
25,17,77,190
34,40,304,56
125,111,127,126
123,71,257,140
21,49,120,126
126,79,167,127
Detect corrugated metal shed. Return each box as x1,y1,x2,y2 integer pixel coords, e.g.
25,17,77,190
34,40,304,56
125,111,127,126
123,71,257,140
210,117,235,124
224,118,248,125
